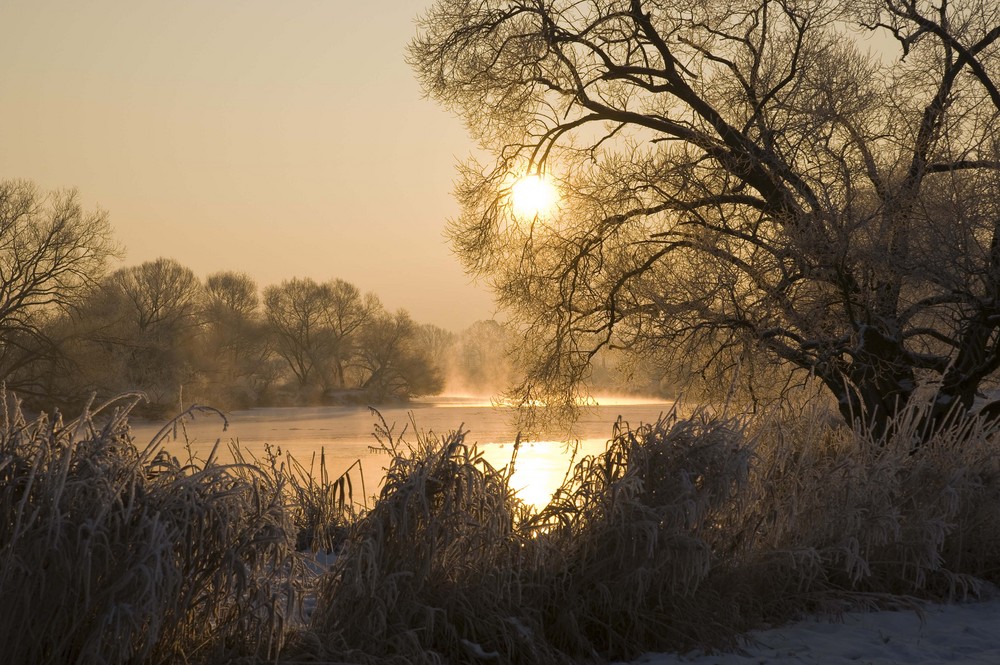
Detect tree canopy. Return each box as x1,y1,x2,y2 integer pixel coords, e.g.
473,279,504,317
411,0,1000,436
0,180,118,394
33,258,452,414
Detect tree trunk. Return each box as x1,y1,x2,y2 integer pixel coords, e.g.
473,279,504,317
825,325,916,442
925,312,998,431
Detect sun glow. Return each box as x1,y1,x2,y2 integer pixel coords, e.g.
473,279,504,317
480,440,575,509
510,174,559,219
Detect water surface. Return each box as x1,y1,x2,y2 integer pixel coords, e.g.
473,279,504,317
130,395,675,508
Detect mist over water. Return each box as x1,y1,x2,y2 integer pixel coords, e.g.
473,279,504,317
130,394,676,508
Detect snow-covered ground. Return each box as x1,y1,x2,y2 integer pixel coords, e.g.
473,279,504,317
304,548,1000,663
628,599,1000,664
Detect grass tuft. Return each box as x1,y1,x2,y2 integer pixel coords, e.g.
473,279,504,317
0,394,306,664
306,401,1000,663
4,393,1000,663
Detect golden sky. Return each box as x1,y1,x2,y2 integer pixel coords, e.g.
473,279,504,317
0,0,495,330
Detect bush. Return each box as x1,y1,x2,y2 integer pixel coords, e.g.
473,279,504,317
4,393,1000,664
523,413,752,658
0,394,306,664
727,405,1000,603
308,418,552,664
307,403,1000,663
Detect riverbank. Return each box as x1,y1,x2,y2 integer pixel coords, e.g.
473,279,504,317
631,595,1000,664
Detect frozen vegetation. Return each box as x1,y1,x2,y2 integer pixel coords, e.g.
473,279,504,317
3,392,1000,663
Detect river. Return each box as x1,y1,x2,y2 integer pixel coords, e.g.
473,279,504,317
129,395,676,508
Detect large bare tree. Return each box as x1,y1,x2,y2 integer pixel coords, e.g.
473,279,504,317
0,180,118,392
411,0,1000,436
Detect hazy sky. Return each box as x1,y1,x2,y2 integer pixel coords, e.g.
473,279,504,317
0,0,495,330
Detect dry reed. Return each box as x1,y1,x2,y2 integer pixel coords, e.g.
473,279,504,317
4,392,1000,664
0,393,309,664
306,401,1000,663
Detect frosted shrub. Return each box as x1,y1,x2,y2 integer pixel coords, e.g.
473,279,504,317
309,410,758,663
308,403,1000,664
0,395,304,664
5,389,999,664
685,399,1000,642
527,411,754,657
308,423,553,664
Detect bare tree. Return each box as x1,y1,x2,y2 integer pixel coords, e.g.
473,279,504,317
412,0,1000,436
262,277,384,395
205,271,259,320
452,320,516,395
0,180,118,391
92,258,204,408
323,279,381,389
203,271,276,405
108,258,202,336
355,309,445,401
415,322,456,386
263,278,335,391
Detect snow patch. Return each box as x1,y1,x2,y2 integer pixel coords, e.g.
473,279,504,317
622,599,1000,664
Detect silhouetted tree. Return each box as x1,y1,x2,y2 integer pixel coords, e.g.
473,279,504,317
109,258,202,334
356,309,445,400
452,320,516,395
203,271,277,406
412,0,1000,436
263,278,335,392
415,323,456,388
205,271,259,319
77,258,203,411
0,180,118,394
263,277,388,398
323,279,381,389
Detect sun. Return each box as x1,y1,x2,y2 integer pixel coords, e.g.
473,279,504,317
510,174,559,219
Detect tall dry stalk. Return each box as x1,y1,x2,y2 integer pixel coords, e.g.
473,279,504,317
5,390,1000,664
0,394,306,664
307,400,1000,663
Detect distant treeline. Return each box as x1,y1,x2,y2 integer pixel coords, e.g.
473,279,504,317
0,180,516,415
0,180,666,417
22,257,530,416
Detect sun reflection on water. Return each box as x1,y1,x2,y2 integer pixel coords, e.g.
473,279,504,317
479,438,607,510
134,398,674,510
